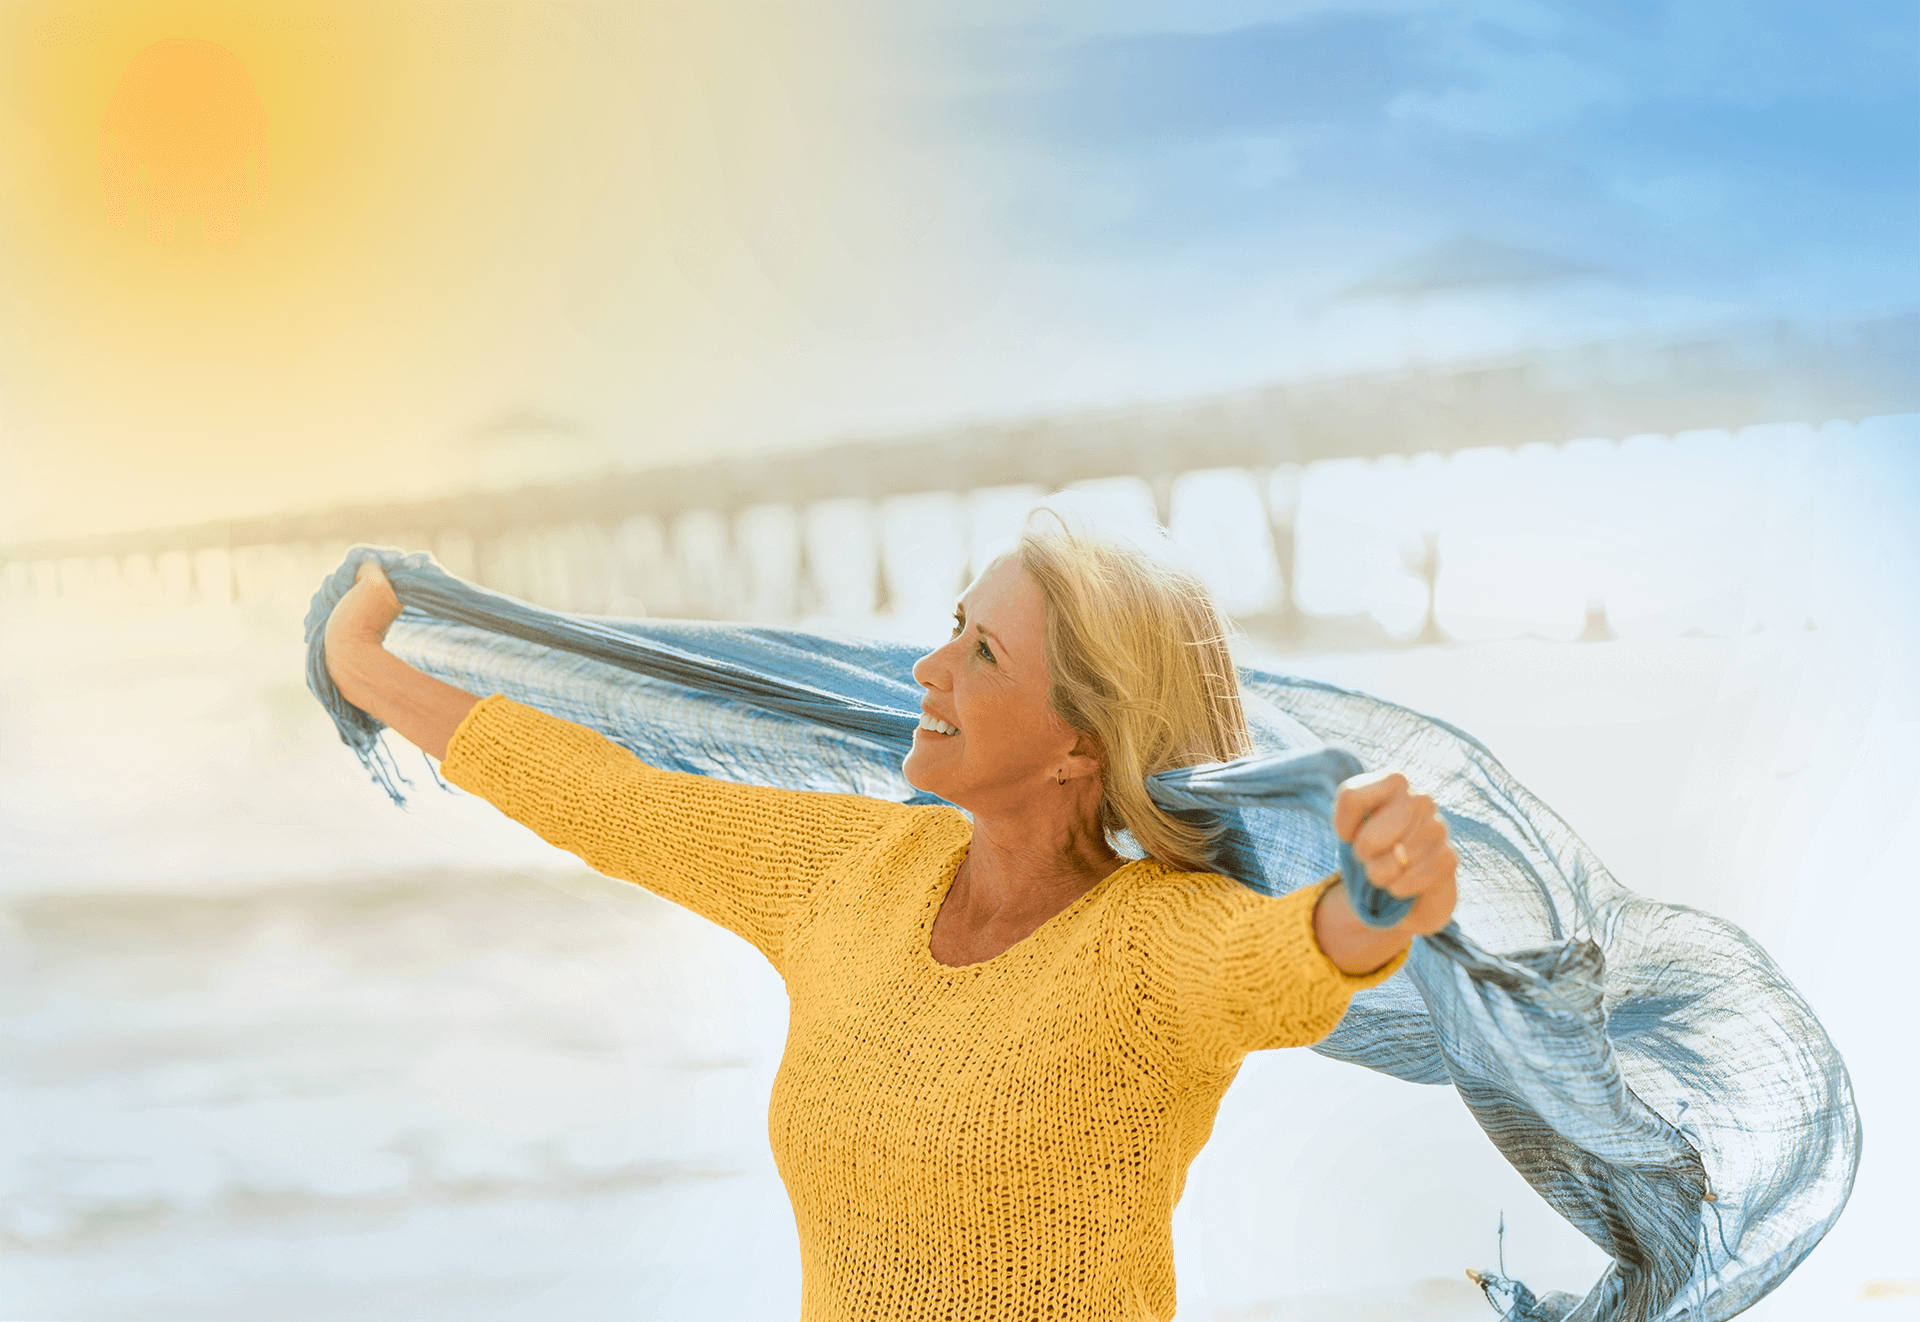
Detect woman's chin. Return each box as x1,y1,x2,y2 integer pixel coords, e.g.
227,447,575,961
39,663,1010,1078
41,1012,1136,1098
902,745,954,800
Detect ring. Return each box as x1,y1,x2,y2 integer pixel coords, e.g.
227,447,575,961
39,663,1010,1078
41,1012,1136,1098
1393,842,1410,868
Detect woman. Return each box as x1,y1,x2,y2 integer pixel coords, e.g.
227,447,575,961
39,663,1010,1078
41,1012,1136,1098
324,524,1458,1322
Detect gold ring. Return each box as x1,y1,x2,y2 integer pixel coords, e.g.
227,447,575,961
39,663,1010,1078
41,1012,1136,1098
1393,842,1410,868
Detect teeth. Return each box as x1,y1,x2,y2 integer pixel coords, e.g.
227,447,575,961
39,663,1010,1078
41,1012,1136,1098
918,713,960,736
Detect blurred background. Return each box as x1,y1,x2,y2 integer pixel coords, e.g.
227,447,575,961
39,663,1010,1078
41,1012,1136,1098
2,1,1916,1319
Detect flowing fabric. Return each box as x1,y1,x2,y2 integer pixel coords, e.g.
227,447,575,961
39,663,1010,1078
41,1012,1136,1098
305,547,1858,1322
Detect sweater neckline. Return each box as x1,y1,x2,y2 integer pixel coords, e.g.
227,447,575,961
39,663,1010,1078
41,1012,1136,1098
917,831,1142,975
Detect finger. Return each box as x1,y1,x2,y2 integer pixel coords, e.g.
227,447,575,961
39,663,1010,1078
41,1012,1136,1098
351,561,401,611
1333,770,1407,840
1363,835,1422,894
1370,829,1452,896
1360,811,1451,894
1352,792,1424,862
1407,844,1459,931
1378,808,1449,866
1357,799,1445,884
1400,828,1458,897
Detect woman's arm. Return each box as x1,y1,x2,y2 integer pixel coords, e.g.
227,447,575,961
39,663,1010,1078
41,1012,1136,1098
322,559,915,971
1137,873,1410,1076
439,694,915,970
324,561,479,760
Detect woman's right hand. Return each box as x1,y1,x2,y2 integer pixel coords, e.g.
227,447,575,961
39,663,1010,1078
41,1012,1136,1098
324,560,405,696
321,558,481,760
327,561,404,648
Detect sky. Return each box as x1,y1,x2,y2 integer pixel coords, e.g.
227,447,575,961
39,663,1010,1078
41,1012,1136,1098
0,0,1913,542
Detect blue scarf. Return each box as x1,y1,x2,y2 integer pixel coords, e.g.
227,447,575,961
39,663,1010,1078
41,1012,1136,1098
307,546,1858,1322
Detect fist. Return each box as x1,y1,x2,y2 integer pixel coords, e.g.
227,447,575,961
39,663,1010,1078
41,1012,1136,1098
1333,770,1457,936
325,560,404,649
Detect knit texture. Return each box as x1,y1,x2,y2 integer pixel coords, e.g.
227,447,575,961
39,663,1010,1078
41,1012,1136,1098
442,694,1406,1322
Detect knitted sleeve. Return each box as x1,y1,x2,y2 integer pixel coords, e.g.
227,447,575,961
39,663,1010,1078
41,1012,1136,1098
439,694,913,972
1141,873,1411,1076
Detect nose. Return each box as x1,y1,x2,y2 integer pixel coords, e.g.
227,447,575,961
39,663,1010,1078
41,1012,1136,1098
911,636,958,691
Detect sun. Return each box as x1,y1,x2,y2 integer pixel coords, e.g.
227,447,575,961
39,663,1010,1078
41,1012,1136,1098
100,37,267,246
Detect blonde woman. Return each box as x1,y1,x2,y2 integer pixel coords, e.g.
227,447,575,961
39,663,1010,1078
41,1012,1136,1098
323,525,1458,1322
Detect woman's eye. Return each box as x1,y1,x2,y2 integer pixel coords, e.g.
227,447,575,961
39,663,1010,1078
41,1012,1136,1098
976,638,995,663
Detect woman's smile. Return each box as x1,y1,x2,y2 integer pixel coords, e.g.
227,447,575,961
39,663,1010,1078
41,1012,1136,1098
917,711,961,736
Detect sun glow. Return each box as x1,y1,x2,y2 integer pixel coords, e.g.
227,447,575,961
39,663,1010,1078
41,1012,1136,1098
100,37,269,247
0,2,884,543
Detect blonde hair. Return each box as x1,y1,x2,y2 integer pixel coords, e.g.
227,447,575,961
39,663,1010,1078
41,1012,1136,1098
1017,515,1251,872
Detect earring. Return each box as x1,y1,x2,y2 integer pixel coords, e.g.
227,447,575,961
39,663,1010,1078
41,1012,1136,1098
1056,770,1067,785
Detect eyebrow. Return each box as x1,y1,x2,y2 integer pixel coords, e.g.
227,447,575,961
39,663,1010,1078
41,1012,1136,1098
976,623,1009,661
955,602,1011,663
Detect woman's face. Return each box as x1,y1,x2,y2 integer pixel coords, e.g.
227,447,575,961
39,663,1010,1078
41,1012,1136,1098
904,556,1086,812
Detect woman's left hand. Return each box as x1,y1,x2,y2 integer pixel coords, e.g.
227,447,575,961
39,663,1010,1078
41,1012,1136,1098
1335,770,1458,936
1314,770,1458,973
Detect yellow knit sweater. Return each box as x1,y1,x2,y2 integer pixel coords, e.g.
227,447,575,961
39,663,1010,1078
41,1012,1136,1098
442,695,1406,1322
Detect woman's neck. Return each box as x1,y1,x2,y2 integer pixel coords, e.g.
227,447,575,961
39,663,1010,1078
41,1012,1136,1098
953,806,1125,926
929,809,1121,963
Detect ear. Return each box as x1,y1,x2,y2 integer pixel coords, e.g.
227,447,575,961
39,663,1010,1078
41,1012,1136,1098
1061,728,1106,783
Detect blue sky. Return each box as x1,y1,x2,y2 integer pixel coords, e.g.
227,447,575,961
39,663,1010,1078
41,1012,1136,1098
890,0,1919,317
